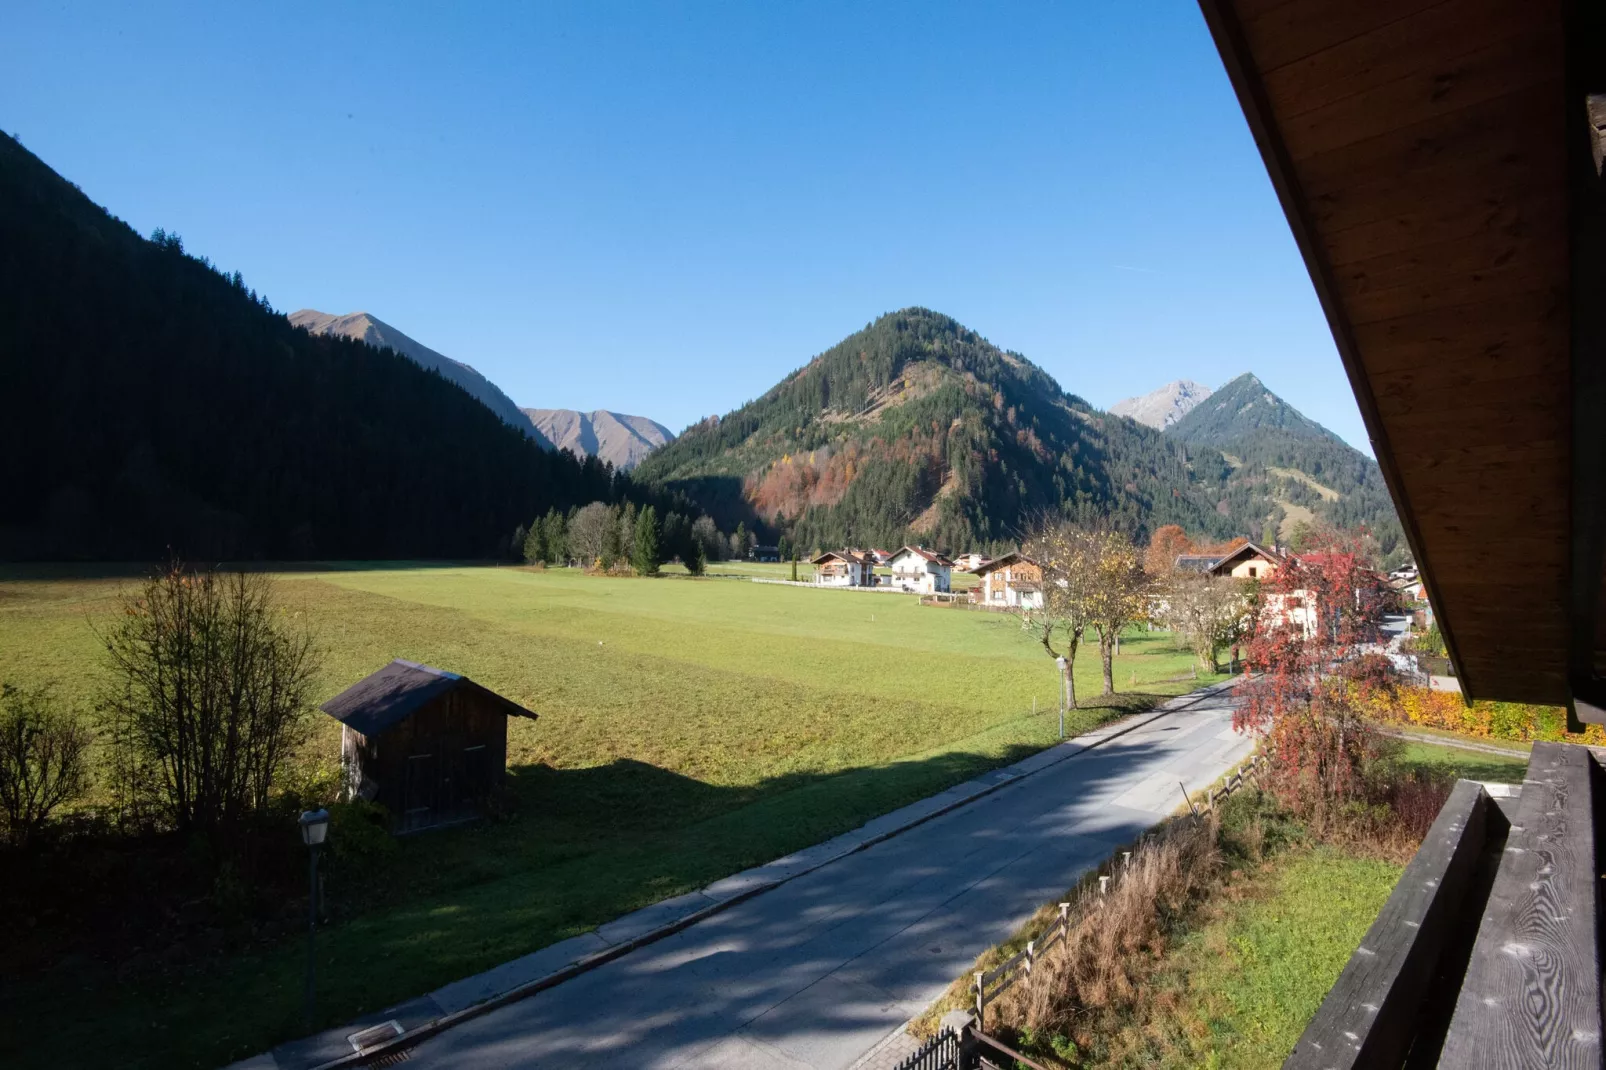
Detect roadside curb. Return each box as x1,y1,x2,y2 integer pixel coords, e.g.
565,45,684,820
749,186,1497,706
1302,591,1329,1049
246,677,1240,1070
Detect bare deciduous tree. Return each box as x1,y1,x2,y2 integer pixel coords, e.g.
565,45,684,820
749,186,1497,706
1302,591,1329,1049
100,563,319,846
1021,523,1153,706
1020,523,1099,710
566,501,614,566
0,683,93,848
1158,572,1251,673
1086,535,1152,696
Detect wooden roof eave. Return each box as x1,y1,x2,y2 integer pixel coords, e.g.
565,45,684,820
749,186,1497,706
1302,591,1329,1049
1195,0,1577,709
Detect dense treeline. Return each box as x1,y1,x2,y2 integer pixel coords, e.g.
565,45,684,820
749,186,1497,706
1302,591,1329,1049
517,500,751,574
0,134,624,560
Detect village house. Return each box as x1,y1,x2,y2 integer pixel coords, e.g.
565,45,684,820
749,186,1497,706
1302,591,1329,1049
321,659,539,833
1173,541,1283,581
1206,541,1283,580
951,552,990,572
810,550,876,587
888,545,953,594
869,548,893,566
970,552,1043,609
1174,552,1225,573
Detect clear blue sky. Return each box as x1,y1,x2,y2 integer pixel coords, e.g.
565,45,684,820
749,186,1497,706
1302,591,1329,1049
3,1,1371,453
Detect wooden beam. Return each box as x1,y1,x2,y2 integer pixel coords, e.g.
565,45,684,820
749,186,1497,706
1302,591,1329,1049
1285,780,1491,1068
1568,1,1606,727
1439,744,1603,1066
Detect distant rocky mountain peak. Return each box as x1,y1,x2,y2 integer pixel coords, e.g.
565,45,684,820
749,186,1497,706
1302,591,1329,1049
522,409,674,471
1110,379,1212,430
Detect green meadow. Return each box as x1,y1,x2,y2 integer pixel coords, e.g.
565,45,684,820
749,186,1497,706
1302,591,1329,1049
0,563,1217,1069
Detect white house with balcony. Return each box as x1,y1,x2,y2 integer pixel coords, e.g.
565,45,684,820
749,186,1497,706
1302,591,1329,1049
888,546,953,593
811,550,876,587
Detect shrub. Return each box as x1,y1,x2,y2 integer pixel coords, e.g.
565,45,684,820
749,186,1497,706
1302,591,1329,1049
328,799,397,865
99,562,321,853
1352,683,1605,745
0,682,93,848
997,816,1222,1036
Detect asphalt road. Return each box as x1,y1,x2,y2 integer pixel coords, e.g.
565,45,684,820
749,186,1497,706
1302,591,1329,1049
402,687,1250,1069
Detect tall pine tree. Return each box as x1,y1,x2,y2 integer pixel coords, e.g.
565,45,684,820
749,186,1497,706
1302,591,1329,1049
632,506,661,576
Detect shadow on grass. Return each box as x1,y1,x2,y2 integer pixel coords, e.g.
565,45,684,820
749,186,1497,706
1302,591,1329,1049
1,692,1200,1070
0,560,502,582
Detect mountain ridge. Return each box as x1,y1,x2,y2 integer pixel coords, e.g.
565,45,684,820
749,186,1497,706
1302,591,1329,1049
288,309,552,448
522,408,674,471
0,134,617,560
1110,379,1212,430
637,308,1245,551
637,311,1406,563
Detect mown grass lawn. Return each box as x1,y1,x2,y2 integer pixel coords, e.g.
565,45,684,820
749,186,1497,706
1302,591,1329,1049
1391,739,1529,786
1160,846,1402,1069
0,563,1217,1069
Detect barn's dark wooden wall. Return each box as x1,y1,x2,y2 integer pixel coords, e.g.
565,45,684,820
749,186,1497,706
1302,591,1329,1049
344,687,512,832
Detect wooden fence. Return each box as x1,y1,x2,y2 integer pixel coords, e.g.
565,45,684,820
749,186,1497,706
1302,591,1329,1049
891,1025,960,1070
971,754,1266,1031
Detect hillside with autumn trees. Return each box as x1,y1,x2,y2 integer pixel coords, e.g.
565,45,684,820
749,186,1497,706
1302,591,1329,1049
634,309,1407,561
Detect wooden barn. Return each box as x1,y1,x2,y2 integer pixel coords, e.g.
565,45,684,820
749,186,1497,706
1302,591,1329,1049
321,659,538,833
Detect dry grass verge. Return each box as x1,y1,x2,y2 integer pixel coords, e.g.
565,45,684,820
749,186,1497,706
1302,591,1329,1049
913,764,1456,1068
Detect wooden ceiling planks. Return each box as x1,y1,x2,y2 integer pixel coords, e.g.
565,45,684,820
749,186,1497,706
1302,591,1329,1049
1199,0,1575,704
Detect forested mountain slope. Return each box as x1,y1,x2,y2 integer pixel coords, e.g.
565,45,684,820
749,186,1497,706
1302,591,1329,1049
635,309,1251,552
0,134,615,560
289,309,551,447
1165,373,1403,554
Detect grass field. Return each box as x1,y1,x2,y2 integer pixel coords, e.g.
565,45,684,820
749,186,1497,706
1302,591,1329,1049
1159,846,1402,1068
0,563,1217,1069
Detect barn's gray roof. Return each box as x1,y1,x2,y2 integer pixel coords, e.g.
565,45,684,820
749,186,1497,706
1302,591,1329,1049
319,659,536,737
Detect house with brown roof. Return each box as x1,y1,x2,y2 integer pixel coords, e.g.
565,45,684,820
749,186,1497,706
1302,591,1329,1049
1206,541,1283,581
971,552,1043,609
888,546,953,594
810,550,876,587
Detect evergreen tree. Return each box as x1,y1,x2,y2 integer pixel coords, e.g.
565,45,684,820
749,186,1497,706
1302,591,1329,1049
790,556,799,582
661,511,690,567
777,534,792,561
522,521,545,565
542,508,568,565
619,501,638,563
632,506,661,575
510,524,527,562
599,504,623,570
685,540,706,576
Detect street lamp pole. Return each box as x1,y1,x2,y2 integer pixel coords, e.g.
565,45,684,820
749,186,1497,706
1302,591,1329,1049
299,808,330,1030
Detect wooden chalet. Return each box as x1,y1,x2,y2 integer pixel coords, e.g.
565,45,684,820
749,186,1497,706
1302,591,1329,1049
810,550,876,587
1205,541,1282,580
322,659,538,833
970,552,1044,609
1197,0,1606,1064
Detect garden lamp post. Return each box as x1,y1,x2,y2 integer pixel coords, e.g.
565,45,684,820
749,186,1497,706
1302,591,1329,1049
299,808,330,1029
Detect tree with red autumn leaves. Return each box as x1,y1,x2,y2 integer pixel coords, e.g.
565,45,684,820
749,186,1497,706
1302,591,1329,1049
1233,534,1397,814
